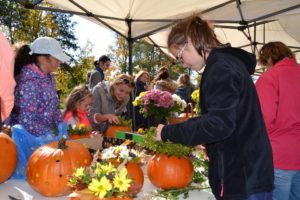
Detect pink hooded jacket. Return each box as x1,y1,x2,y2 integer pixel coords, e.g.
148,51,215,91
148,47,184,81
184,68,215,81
256,58,300,170
0,32,15,121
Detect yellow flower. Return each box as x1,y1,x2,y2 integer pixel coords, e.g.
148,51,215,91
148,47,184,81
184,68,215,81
113,168,132,192
191,89,200,103
137,128,144,134
88,177,112,199
74,167,85,179
77,123,86,130
132,91,146,107
95,162,116,175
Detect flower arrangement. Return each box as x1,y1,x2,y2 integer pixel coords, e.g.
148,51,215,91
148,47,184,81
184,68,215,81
100,143,143,164
191,89,200,114
69,161,133,199
133,89,186,120
140,127,194,157
68,123,92,136
116,116,132,127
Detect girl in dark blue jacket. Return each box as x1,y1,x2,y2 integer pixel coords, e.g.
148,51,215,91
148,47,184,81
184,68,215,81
155,16,274,200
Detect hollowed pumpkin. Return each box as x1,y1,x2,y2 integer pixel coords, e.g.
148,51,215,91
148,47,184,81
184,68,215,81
147,153,194,189
126,161,144,196
0,131,17,183
26,137,92,197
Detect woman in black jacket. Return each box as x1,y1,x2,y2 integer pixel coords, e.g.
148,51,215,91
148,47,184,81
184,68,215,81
134,70,150,129
155,15,274,200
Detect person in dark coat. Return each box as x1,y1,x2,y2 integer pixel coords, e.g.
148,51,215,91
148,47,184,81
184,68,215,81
155,16,274,200
88,55,111,90
134,70,150,130
175,73,194,112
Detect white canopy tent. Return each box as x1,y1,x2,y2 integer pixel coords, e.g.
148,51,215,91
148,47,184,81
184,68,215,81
16,0,300,71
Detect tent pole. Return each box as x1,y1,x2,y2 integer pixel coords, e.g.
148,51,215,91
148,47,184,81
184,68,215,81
126,18,136,130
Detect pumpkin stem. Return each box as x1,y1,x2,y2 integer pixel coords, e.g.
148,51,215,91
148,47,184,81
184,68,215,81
57,136,68,149
1,125,12,136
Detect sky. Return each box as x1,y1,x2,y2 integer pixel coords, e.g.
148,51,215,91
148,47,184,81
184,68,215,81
73,16,115,59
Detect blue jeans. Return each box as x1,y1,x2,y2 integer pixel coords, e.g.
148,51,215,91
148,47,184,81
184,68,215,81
246,192,272,200
273,169,300,200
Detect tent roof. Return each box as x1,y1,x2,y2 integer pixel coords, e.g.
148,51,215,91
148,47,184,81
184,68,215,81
19,0,300,62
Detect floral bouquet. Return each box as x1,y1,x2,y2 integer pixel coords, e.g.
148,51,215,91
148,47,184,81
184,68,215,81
133,89,186,120
68,161,133,199
68,123,92,136
191,89,200,114
100,143,144,164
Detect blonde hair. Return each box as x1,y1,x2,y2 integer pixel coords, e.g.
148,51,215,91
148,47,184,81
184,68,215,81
109,74,135,101
135,70,149,82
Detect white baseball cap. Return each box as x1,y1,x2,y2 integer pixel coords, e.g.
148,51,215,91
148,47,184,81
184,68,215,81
29,37,70,63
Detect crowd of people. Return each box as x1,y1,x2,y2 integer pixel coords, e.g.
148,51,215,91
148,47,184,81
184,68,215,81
0,14,299,200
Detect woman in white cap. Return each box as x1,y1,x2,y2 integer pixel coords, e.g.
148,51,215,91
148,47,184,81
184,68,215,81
11,37,70,179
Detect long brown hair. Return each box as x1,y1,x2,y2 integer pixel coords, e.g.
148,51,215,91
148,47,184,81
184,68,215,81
63,84,92,118
168,15,223,60
14,45,50,78
258,41,295,68
177,73,192,87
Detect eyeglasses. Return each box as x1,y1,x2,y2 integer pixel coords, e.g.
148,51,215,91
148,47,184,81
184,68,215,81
119,78,135,87
176,42,188,65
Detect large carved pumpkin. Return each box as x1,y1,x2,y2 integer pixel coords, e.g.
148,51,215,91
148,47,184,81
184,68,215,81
105,125,132,138
147,153,194,189
126,161,144,196
0,131,17,183
26,137,92,197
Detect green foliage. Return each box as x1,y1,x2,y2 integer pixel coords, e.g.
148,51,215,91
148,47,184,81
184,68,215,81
154,185,207,200
140,127,194,157
115,116,132,127
107,34,188,81
0,1,78,52
191,150,209,184
56,55,94,108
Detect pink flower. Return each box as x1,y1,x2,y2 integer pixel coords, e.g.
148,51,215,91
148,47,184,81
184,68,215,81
134,89,185,119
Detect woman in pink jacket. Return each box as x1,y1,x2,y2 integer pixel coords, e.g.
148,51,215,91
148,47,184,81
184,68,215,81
256,41,300,200
0,32,15,123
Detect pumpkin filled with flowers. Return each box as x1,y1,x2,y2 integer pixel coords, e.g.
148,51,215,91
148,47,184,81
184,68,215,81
141,127,194,190
99,143,144,196
68,123,93,139
68,161,134,200
68,142,145,199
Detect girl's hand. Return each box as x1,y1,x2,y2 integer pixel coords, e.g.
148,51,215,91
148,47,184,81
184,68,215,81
105,114,120,124
155,124,164,141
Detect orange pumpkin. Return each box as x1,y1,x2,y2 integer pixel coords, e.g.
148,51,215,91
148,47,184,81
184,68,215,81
105,126,132,138
147,153,194,189
69,134,91,140
26,137,92,197
126,161,144,196
0,131,17,183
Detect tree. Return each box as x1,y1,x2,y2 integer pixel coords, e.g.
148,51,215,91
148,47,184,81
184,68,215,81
107,34,188,81
0,0,78,54
55,42,95,107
